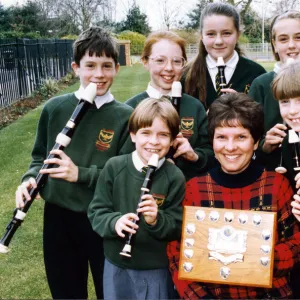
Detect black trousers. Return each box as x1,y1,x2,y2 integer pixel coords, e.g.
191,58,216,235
43,202,104,299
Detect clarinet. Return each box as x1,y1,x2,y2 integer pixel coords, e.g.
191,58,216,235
171,81,181,114
0,83,97,254
217,57,227,95
120,153,159,258
165,81,182,160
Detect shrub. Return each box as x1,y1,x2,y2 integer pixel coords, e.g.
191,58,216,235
61,34,78,40
118,31,146,55
0,31,41,39
61,71,76,84
239,34,249,44
174,29,199,44
33,78,60,98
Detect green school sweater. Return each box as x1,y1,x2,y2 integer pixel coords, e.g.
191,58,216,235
248,72,283,171
182,56,266,108
22,93,134,212
125,92,214,180
88,153,185,270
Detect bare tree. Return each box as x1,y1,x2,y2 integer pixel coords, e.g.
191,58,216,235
271,0,299,14
61,0,110,30
36,0,110,31
155,0,184,30
225,0,254,20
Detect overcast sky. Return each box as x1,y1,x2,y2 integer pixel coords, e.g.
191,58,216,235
2,0,198,30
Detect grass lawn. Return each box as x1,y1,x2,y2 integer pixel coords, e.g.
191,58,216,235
0,61,272,299
260,61,275,72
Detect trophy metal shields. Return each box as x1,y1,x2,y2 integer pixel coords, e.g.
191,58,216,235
178,206,276,288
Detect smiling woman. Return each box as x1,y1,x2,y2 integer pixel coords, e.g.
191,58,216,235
207,93,263,175
167,93,300,299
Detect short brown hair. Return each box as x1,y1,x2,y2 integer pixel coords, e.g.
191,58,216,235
273,61,300,100
73,26,119,65
141,31,187,63
208,93,264,143
129,97,180,140
270,11,300,61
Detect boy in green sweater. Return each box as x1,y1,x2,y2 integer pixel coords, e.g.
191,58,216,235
15,27,133,299
88,98,185,300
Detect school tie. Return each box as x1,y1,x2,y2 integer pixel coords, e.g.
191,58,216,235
215,67,226,96
162,95,171,101
141,166,148,174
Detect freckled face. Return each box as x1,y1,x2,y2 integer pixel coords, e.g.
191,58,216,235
144,39,183,95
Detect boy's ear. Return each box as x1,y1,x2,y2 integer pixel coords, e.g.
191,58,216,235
130,132,136,143
71,62,79,76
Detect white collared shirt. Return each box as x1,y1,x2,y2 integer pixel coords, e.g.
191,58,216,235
273,62,281,74
206,51,239,90
146,83,172,99
75,85,114,109
132,150,165,172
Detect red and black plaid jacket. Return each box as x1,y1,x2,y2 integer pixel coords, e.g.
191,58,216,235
167,165,300,299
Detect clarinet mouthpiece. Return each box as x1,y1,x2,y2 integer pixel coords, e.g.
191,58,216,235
0,243,9,254
171,81,182,97
148,154,159,168
81,82,97,104
288,129,300,143
217,57,225,67
286,58,295,66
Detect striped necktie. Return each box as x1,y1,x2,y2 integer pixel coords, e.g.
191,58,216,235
141,166,148,174
215,67,226,96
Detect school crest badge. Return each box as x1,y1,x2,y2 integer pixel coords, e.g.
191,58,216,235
96,129,114,151
244,84,251,94
181,117,194,138
152,193,165,208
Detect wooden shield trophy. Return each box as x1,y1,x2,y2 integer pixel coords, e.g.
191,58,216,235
178,206,276,288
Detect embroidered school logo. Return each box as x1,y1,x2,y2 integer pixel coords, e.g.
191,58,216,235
244,84,251,94
153,193,165,207
96,129,114,151
181,117,194,138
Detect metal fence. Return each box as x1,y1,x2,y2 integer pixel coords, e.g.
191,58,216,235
0,39,74,108
186,43,274,61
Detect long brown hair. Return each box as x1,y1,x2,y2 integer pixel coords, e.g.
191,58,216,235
185,2,243,105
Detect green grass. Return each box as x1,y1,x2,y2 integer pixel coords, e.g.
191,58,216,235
260,61,275,72
0,61,272,299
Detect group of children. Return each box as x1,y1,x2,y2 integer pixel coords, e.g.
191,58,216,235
14,1,300,299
